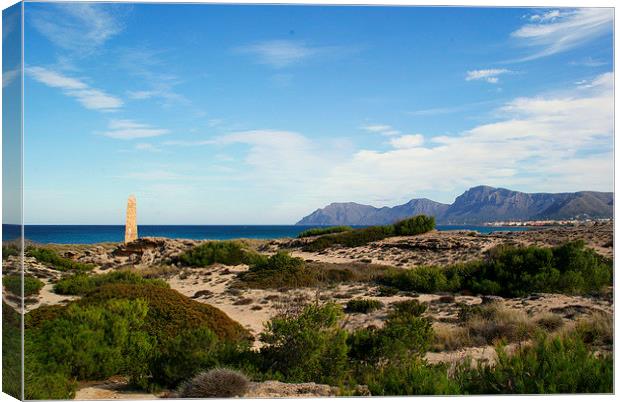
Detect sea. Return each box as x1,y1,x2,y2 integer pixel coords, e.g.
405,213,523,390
2,224,531,245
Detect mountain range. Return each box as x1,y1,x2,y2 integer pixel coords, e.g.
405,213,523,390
296,185,614,225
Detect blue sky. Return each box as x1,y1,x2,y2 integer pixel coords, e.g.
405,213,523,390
13,3,614,224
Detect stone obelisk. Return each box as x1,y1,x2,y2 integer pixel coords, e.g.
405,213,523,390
125,195,138,243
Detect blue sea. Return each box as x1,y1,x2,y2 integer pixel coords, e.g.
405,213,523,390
2,224,531,245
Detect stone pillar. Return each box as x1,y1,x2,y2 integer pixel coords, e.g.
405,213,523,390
125,195,138,243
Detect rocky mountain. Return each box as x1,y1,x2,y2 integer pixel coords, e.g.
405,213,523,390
296,186,613,225
296,198,450,226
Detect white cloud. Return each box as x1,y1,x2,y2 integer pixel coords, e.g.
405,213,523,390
29,3,126,53
529,10,561,23
3,68,20,88
135,143,160,152
27,66,122,111
236,40,332,68
466,69,512,84
389,134,424,149
318,73,612,202
361,124,401,136
103,120,169,140
511,8,613,61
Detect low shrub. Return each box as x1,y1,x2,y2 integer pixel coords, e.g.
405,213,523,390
393,215,436,236
376,242,612,297
376,285,399,296
25,299,152,396
380,266,448,293
259,302,349,385
3,302,22,399
177,368,250,398
303,215,435,252
2,244,19,260
573,312,613,347
178,241,265,267
348,300,433,365
363,358,460,395
346,298,383,313
456,333,613,393
80,283,250,342
3,274,44,296
390,300,428,318
27,247,94,272
54,270,169,295
238,252,318,289
297,226,352,238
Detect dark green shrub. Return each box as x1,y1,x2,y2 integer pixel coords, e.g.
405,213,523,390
348,301,433,365
178,241,265,267
303,225,394,252
27,247,94,272
25,299,152,392
376,285,399,296
456,334,613,393
177,368,250,398
238,252,318,288
3,274,44,296
380,266,448,293
80,283,250,342
259,302,349,385
2,244,19,260
3,302,22,399
54,270,168,295
393,215,435,236
390,300,428,318
150,326,222,387
346,298,383,313
363,359,460,395
297,226,352,238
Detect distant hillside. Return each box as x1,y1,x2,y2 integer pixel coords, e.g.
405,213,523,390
296,186,613,225
296,199,449,226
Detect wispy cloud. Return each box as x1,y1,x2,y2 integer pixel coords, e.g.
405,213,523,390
3,67,20,88
118,47,189,108
235,40,335,68
102,120,169,140
29,3,127,54
27,66,123,111
389,134,425,149
466,69,512,84
360,124,400,136
511,8,613,61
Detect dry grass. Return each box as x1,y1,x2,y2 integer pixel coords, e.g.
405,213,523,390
572,311,613,347
133,264,181,279
176,368,250,398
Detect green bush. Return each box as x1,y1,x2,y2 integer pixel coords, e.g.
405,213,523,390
346,298,383,313
3,274,44,296
363,359,460,395
390,300,428,318
393,215,436,236
2,244,19,260
178,241,265,267
302,215,435,252
54,270,169,295
456,333,613,393
380,266,448,293
377,242,612,297
25,299,152,397
3,302,22,399
150,326,222,387
348,300,433,365
238,252,318,288
259,303,349,385
80,283,250,342
27,247,94,272
297,226,352,238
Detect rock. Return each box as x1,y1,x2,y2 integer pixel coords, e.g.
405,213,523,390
245,381,340,397
481,295,504,304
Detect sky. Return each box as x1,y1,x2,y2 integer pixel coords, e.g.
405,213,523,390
11,3,614,224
